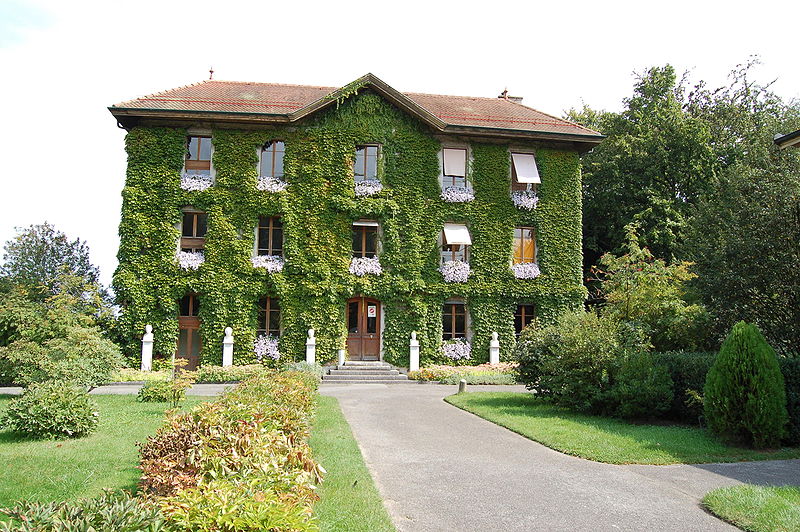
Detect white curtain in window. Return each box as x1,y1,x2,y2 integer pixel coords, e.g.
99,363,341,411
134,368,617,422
443,223,472,245
443,148,466,177
512,153,541,183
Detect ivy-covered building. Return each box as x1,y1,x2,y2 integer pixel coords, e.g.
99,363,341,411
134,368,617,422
109,74,603,370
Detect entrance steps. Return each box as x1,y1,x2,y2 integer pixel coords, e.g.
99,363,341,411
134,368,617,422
322,361,410,384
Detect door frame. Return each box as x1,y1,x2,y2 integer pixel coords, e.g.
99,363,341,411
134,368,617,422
346,296,383,361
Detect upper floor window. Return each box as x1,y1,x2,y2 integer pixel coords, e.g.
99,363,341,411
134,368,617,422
513,227,536,264
352,221,379,258
511,153,540,191
441,148,468,188
354,145,380,182
179,293,200,317
443,300,467,340
260,141,285,178
257,297,281,336
514,304,535,337
441,223,471,263
185,136,212,176
181,210,207,252
257,216,283,256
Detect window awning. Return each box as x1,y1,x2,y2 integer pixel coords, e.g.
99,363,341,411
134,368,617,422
443,223,472,245
443,148,466,177
353,220,379,227
512,153,540,183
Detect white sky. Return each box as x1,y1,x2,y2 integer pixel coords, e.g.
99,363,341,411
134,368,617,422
1,0,798,287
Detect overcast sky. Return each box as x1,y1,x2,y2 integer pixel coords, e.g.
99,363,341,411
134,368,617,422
1,0,798,287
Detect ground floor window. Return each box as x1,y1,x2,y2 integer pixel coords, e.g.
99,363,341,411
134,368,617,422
514,304,535,337
257,297,281,336
443,300,467,339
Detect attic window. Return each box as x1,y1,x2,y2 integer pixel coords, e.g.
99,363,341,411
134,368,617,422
186,136,212,176
442,148,467,188
354,145,379,182
511,153,540,191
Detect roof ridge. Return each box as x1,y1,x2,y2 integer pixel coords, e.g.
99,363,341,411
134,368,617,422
403,90,507,101
207,79,337,91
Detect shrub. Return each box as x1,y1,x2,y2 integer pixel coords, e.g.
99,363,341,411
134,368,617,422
281,361,325,380
608,351,673,419
137,380,174,403
704,322,788,448
408,363,517,383
3,382,99,439
779,358,800,445
194,364,267,383
439,373,516,385
112,368,171,382
652,351,715,423
0,491,164,531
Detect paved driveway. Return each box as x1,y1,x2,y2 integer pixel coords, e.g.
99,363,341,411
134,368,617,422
320,383,800,532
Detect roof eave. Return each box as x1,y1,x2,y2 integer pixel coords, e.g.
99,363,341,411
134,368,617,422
443,125,605,152
775,129,800,149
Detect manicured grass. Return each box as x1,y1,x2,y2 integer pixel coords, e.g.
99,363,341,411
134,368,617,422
0,394,205,508
445,392,800,465
703,485,800,532
310,395,395,532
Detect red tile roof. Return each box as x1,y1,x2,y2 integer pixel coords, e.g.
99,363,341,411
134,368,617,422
110,75,602,142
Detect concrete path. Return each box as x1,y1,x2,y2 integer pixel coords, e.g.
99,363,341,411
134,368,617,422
320,383,800,532
0,383,232,396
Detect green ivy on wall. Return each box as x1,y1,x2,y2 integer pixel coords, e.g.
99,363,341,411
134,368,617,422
114,90,585,367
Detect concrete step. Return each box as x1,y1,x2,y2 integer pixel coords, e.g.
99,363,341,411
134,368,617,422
329,369,400,376
320,378,413,384
341,361,391,367
323,373,409,381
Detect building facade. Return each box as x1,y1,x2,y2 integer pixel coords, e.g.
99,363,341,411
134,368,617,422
109,74,603,369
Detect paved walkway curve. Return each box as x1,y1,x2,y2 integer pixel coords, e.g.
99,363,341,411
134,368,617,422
320,383,800,532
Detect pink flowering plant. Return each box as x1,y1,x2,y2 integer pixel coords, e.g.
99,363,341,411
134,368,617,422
440,186,474,203
252,255,285,273
442,338,472,360
512,262,541,279
177,250,204,270
349,256,382,276
256,176,288,193
354,179,383,197
439,260,470,283
180,173,213,192
253,335,280,361
511,190,539,210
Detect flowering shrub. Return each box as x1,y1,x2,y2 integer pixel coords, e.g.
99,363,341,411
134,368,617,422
439,260,470,283
354,179,383,197
251,255,285,272
440,186,474,203
512,262,541,279
180,173,213,192
177,250,204,270
349,256,382,276
408,362,518,381
442,338,472,360
254,335,280,362
511,190,539,210
256,176,288,192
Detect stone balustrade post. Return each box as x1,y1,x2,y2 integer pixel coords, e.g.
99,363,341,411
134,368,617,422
409,331,420,372
222,327,234,367
489,331,500,365
306,329,316,365
141,324,154,371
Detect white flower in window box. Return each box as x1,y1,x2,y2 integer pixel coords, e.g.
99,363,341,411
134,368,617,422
442,338,471,360
254,335,280,361
440,186,474,203
180,173,214,192
354,179,383,197
512,262,541,279
252,255,285,273
439,260,470,283
256,176,288,193
177,250,204,270
511,190,539,210
349,256,383,276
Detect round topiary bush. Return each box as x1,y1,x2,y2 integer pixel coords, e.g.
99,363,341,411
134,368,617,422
704,321,788,448
3,382,99,439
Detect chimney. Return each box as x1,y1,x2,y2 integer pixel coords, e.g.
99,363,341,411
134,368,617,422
498,88,523,103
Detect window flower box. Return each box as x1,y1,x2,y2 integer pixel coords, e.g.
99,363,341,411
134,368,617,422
354,179,383,197
439,260,470,283
252,255,285,273
511,190,539,210
177,250,204,270
442,338,471,360
256,176,288,193
349,256,382,276
440,186,474,203
180,173,213,192
512,262,541,279
254,335,280,361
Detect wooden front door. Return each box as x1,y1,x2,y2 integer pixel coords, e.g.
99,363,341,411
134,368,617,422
346,297,381,361
177,294,201,370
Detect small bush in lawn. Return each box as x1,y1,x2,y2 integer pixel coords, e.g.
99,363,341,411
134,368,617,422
3,381,98,439
704,322,788,448
137,379,173,403
608,350,673,419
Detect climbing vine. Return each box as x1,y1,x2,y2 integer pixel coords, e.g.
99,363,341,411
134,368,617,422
114,90,585,367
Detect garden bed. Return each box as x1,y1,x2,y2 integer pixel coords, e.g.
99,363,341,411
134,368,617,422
408,363,517,385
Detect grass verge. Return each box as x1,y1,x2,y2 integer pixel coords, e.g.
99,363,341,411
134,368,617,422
444,392,800,465
703,485,800,532
0,394,205,507
310,395,395,532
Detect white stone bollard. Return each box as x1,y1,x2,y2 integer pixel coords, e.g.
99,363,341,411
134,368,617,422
141,324,154,371
337,348,346,366
458,378,467,394
409,331,420,372
489,331,500,365
222,327,234,367
305,329,316,365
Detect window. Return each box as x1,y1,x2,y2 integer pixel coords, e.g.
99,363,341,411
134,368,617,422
257,297,281,336
181,210,207,252
441,223,471,263
179,294,200,317
260,141,285,178
441,148,467,188
185,136,212,176
443,300,467,339
257,216,283,256
514,304,535,337
352,221,379,258
354,145,379,182
513,227,536,264
511,152,540,191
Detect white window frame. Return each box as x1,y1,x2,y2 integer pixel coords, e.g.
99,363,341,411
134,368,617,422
439,145,472,190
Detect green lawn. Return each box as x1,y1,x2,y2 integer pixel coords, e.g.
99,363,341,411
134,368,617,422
310,395,395,532
703,485,800,532
445,392,800,465
0,394,205,508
